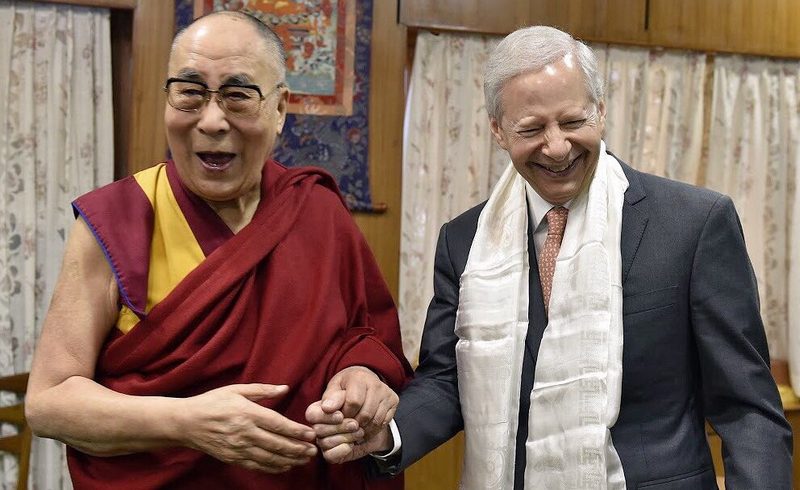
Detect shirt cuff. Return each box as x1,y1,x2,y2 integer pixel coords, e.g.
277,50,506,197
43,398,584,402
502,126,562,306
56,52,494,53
370,419,402,460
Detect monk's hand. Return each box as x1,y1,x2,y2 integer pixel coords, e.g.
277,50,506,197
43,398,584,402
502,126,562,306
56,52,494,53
311,417,393,464
179,383,318,474
306,395,365,464
318,366,398,441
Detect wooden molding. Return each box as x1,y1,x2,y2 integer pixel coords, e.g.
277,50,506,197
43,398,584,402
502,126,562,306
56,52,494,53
399,0,800,59
28,0,136,9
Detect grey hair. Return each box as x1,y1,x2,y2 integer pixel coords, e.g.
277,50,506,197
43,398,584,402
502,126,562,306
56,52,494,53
171,10,287,83
483,25,604,120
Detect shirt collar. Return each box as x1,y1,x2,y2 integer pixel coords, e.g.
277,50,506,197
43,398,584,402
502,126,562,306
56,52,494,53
525,183,573,232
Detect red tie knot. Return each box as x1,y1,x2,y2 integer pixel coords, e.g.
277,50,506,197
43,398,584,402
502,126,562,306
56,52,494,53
546,206,569,237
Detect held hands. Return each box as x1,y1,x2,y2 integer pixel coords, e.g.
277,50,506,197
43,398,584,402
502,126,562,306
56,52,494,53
178,384,317,473
178,372,397,472
305,366,397,464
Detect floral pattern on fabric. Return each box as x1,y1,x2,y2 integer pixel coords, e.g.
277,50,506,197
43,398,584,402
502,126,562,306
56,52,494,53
0,2,113,488
705,56,800,376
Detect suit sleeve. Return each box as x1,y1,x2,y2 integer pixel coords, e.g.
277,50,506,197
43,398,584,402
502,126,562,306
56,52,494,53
390,222,465,471
691,195,792,488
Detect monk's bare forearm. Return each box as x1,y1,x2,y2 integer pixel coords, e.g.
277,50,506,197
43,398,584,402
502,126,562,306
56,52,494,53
27,376,317,472
26,375,187,456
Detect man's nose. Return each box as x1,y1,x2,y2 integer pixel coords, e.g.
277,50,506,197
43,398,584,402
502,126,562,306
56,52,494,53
196,94,230,135
541,126,571,161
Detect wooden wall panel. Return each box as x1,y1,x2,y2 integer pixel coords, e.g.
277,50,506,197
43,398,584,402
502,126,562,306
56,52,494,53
647,0,800,58
400,0,800,58
406,433,465,489
527,0,646,43
354,0,405,297
400,0,529,35
110,8,133,179
127,0,174,173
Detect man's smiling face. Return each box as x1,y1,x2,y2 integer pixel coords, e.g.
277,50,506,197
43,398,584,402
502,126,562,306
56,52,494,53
490,53,605,205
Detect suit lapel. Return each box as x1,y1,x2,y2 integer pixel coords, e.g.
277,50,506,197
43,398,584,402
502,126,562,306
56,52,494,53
620,161,649,284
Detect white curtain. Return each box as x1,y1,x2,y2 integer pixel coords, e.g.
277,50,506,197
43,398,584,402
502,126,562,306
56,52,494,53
399,33,709,364
398,32,507,361
596,46,707,184
400,32,800,396
0,1,114,488
704,55,800,389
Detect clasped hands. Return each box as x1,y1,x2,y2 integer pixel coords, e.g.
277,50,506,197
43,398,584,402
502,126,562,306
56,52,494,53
180,366,395,473
305,365,396,464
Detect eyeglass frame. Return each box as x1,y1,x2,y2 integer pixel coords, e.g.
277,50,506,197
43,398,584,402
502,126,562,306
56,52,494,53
163,78,285,116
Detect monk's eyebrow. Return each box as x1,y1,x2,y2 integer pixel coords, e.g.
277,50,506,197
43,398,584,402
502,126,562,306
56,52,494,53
221,73,255,86
171,70,255,87
175,68,204,82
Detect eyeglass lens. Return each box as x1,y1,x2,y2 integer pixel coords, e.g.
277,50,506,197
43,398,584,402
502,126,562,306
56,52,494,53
167,81,262,115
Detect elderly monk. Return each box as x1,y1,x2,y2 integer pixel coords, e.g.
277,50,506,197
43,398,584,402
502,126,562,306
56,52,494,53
25,11,411,490
312,25,792,489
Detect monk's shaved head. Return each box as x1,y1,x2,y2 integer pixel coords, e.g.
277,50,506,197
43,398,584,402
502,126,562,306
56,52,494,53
171,10,286,83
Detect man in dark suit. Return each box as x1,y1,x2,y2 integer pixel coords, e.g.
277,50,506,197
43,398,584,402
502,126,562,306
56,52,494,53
309,25,791,489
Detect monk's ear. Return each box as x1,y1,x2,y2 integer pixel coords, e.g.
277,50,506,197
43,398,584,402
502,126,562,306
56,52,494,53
489,117,509,150
275,86,289,135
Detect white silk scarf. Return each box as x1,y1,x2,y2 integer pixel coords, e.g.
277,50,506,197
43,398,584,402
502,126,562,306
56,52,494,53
455,143,629,489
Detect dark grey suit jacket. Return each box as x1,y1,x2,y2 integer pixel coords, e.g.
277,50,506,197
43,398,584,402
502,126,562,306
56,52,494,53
387,160,792,489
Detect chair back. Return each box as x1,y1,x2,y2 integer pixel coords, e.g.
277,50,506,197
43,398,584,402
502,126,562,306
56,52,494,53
0,373,31,490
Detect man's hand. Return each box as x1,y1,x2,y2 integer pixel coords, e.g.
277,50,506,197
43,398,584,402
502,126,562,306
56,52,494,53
314,421,394,464
305,366,398,463
320,366,399,434
178,384,318,474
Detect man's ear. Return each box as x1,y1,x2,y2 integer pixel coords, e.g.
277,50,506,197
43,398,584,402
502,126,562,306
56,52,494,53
489,117,508,150
596,100,606,133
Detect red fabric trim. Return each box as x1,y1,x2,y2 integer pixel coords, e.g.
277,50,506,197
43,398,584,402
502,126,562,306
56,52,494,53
72,175,154,316
68,161,411,489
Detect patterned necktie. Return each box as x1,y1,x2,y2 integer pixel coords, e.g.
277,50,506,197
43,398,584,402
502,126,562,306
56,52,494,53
539,206,569,314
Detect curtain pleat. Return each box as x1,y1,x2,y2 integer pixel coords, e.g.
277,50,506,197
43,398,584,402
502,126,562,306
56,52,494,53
399,32,507,362
0,2,113,487
706,56,800,391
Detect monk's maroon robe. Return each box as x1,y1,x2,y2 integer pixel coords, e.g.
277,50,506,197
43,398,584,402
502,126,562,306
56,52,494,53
68,160,412,489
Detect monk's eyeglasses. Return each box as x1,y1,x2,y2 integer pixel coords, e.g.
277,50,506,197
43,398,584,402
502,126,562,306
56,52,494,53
164,78,285,117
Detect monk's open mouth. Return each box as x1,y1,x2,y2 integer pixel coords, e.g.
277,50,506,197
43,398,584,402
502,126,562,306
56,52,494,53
197,152,236,169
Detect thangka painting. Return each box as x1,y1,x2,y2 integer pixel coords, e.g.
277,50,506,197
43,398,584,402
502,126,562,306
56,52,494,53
181,0,380,212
